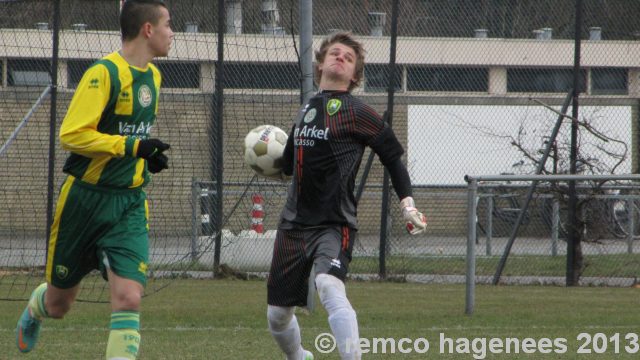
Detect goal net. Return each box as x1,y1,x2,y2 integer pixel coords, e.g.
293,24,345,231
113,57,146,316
465,174,640,314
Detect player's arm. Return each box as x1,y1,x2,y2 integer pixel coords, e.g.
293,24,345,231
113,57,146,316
360,108,427,235
59,64,137,158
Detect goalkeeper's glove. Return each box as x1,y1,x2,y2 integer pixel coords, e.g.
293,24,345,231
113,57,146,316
400,196,427,235
136,139,170,174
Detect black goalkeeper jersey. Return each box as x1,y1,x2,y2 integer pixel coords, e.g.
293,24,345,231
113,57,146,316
279,90,404,230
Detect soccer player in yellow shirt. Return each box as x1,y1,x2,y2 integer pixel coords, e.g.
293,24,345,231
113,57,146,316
15,1,173,359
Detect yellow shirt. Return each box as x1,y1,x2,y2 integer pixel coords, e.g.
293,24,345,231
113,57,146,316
60,51,161,188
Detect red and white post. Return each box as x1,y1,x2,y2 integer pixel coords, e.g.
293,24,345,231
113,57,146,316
251,193,264,233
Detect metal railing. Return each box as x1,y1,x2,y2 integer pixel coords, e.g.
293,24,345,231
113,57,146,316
464,174,640,315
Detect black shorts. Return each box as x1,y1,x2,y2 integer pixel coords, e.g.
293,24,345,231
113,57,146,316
267,225,356,307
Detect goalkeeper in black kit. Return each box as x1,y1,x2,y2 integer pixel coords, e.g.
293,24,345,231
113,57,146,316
266,31,427,360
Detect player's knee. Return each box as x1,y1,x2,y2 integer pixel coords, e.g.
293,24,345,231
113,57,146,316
315,273,346,301
316,273,353,313
45,297,74,318
112,289,142,311
267,305,294,331
43,285,78,318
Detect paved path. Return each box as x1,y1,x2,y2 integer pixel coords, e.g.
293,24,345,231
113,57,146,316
1,233,638,268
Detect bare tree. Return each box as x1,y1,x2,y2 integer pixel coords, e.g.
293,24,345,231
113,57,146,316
480,104,630,281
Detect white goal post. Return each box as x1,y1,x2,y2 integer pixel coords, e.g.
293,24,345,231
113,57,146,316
464,174,640,315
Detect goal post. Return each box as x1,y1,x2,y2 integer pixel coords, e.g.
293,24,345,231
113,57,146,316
464,173,640,315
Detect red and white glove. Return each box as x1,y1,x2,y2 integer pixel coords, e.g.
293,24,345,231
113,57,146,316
400,197,427,235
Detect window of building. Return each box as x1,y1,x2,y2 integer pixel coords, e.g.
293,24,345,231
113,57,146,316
508,68,586,93
7,59,51,86
67,59,95,89
407,67,488,92
224,63,299,89
156,62,200,89
591,68,627,95
364,64,402,92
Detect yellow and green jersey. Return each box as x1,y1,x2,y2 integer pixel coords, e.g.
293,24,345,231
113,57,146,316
60,51,162,189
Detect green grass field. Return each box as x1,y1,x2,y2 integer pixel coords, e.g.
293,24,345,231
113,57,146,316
352,254,640,277
150,253,640,278
0,279,639,359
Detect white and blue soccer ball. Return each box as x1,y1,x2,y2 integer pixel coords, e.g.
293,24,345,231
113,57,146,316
244,125,288,178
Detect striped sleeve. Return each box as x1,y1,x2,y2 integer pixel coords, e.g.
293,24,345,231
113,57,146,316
352,99,410,197
353,100,404,165
59,64,132,158
352,100,385,143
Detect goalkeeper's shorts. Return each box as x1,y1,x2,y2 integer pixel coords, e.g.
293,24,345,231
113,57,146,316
46,176,149,288
267,225,356,307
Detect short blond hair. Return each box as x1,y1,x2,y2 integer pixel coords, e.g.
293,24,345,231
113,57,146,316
314,31,365,92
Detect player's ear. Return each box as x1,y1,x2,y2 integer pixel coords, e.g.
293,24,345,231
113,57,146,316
318,62,327,79
141,22,153,39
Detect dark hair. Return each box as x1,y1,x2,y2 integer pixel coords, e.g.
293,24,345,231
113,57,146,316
314,31,365,92
120,0,167,41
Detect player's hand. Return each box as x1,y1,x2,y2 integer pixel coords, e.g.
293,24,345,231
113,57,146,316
137,139,170,159
147,152,169,174
400,196,427,235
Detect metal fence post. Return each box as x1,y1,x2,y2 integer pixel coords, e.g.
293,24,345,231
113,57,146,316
552,199,559,256
191,178,199,261
466,177,477,315
485,195,493,256
628,199,634,254
299,0,313,104
45,0,61,251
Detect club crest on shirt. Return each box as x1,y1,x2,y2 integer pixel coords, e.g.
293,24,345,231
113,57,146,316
138,85,153,108
138,261,148,274
327,99,341,116
303,108,317,123
55,265,69,279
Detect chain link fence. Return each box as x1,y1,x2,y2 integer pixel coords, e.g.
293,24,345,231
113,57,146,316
1,0,639,300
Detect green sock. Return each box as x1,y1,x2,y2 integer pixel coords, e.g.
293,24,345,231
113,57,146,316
27,283,49,320
106,311,140,360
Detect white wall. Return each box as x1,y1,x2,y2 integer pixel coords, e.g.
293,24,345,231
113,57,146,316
408,105,632,184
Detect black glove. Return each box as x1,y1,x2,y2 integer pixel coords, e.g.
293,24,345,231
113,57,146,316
137,139,170,159
147,152,169,174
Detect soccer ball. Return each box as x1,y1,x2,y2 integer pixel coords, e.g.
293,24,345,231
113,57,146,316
244,125,288,178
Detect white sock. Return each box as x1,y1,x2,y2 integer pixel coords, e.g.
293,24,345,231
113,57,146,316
267,305,305,360
316,274,360,360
